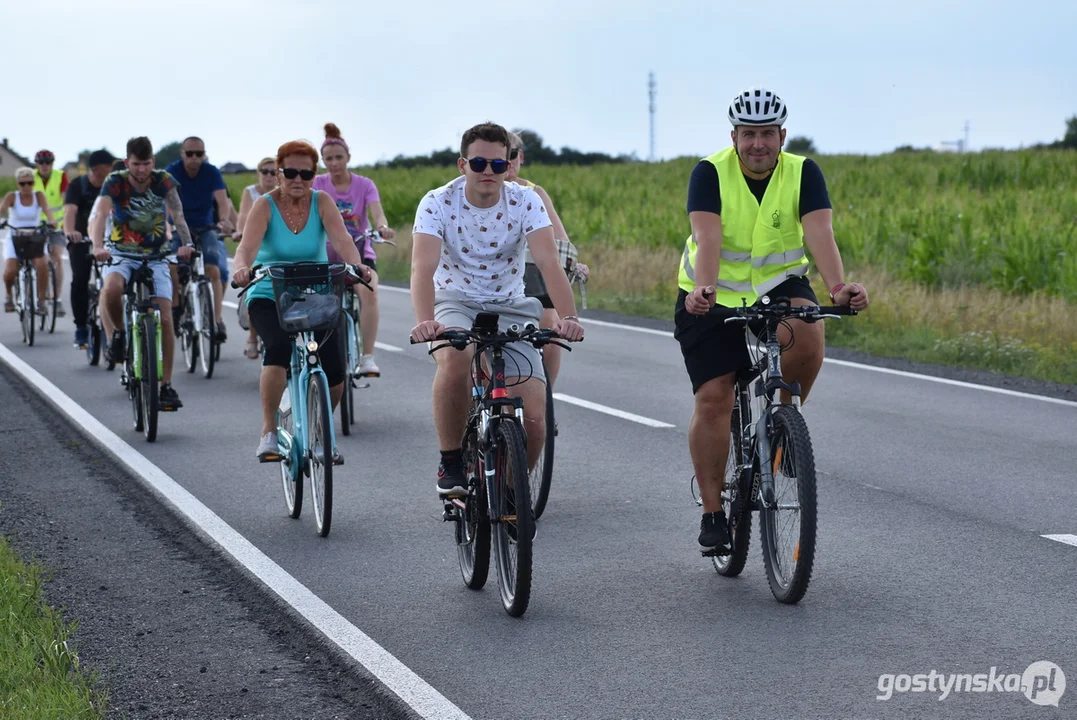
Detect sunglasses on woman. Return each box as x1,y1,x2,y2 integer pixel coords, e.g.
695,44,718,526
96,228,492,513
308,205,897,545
260,168,276,175
465,157,510,174
280,168,316,181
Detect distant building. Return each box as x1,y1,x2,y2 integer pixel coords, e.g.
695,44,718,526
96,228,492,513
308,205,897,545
0,138,33,178
219,162,251,174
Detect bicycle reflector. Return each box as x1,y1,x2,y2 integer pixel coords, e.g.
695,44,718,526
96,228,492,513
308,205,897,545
307,340,319,352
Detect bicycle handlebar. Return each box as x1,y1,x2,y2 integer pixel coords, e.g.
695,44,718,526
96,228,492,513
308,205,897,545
716,301,858,324
0,220,54,234
229,262,371,294
410,324,575,353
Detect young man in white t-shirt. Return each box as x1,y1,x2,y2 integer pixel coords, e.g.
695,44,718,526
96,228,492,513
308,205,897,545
410,122,584,497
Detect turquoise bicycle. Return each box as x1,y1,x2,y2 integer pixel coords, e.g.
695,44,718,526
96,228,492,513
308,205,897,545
237,262,366,537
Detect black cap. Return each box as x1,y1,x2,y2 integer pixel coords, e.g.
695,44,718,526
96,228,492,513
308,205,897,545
88,149,115,168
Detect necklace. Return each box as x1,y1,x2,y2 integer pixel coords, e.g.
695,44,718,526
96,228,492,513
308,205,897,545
277,190,308,234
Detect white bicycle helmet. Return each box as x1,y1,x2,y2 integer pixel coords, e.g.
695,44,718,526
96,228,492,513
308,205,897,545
728,88,788,127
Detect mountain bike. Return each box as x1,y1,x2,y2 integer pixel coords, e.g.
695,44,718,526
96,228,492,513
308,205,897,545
339,229,395,435
175,248,218,378
108,252,177,443
3,221,51,346
418,315,574,617
41,235,61,335
236,262,367,537
85,259,108,365
697,295,856,604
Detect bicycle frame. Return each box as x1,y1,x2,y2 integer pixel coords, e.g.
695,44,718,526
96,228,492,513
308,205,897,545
470,344,526,525
118,256,167,382
277,330,335,482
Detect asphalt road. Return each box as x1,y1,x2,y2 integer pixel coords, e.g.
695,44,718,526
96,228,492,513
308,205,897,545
1,266,1075,720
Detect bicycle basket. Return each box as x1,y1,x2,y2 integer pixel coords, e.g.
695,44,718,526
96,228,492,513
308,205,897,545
11,232,46,260
268,264,346,333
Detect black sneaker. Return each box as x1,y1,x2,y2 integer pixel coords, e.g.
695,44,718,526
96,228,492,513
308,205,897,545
109,330,126,364
437,461,467,497
217,321,227,343
159,383,183,411
699,511,732,555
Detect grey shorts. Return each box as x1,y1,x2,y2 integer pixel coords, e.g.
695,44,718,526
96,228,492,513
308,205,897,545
434,290,546,383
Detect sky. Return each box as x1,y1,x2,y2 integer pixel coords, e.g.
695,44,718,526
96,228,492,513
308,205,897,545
5,0,1076,168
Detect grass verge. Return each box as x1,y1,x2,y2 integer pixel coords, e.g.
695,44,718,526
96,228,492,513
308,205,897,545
0,536,105,719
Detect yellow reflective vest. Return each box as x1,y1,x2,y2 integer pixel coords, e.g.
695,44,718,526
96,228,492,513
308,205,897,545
678,147,808,307
33,170,66,228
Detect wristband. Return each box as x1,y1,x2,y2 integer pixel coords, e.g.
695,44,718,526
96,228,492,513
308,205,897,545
562,315,579,322
829,283,846,301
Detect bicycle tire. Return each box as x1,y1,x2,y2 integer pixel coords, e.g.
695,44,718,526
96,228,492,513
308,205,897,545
457,424,490,590
760,405,818,604
87,291,102,365
22,268,34,346
44,262,57,334
340,377,353,435
198,282,215,378
713,397,753,577
140,315,159,442
279,389,302,519
307,372,334,537
180,287,198,373
128,324,143,433
493,418,533,617
529,366,556,520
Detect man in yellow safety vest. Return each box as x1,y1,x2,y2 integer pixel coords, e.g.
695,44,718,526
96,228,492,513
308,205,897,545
674,87,869,554
33,149,70,317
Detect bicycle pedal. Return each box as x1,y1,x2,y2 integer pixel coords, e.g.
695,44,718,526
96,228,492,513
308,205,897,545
259,453,282,464
700,546,733,558
159,405,180,412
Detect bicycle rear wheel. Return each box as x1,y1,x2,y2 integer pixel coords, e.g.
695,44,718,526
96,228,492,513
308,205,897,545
198,282,216,378
713,396,753,577
529,365,556,520
493,418,533,617
21,269,34,346
307,372,334,537
87,290,102,365
140,316,159,442
180,288,198,373
457,424,490,589
279,393,302,519
44,262,57,334
760,405,818,604
340,377,354,435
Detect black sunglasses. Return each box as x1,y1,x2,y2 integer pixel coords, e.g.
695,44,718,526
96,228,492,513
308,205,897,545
465,157,510,174
280,168,316,181
509,148,520,160
18,180,34,186
184,150,205,158
260,168,276,175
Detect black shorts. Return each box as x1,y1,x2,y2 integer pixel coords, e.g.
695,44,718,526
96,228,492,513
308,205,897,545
248,299,346,387
674,276,818,394
362,257,377,273
523,262,554,309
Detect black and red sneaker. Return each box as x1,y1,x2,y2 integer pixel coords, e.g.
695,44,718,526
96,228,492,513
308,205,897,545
436,461,467,497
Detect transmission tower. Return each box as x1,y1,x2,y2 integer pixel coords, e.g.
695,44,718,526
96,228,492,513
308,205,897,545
648,72,656,162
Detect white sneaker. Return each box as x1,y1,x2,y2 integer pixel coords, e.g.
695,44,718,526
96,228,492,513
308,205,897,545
357,354,380,377
256,432,280,462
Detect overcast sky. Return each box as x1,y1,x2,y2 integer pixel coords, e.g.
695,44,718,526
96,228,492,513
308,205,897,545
6,0,1075,167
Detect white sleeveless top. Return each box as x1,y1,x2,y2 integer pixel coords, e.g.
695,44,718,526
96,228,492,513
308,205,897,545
245,184,263,202
9,192,41,228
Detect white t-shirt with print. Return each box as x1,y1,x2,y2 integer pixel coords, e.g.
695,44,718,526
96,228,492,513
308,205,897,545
412,176,551,301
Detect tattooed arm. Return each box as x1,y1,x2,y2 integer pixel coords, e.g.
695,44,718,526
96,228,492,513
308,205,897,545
165,187,195,260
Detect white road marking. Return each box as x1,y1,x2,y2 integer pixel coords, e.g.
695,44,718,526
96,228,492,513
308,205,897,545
0,342,471,720
1042,534,1077,548
552,393,675,428
221,301,403,354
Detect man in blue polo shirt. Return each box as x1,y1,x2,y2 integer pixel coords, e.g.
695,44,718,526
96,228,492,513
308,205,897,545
165,136,234,342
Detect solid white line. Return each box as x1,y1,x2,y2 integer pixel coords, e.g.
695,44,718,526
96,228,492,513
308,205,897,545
0,342,471,720
552,393,675,428
1042,534,1077,548
373,285,1075,409
223,300,239,309
375,342,403,353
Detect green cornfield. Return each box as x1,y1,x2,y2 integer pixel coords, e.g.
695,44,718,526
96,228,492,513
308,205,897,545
222,149,1077,302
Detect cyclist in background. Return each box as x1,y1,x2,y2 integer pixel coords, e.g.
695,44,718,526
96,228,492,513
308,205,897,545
235,156,278,359
91,136,195,411
506,130,590,391
33,149,69,317
164,137,235,343
2,167,56,314
64,149,115,348
675,88,868,554
313,122,395,377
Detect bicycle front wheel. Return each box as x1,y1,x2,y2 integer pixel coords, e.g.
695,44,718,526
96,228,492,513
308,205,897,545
457,426,490,589
198,282,216,378
87,291,102,366
279,396,302,519
140,315,159,442
44,262,57,334
21,269,34,346
307,372,334,537
493,418,533,617
760,406,818,604
529,370,556,520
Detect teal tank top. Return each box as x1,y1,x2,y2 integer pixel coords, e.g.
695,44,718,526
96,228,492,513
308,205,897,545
246,191,329,304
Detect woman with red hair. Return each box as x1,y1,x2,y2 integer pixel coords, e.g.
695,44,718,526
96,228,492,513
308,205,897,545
233,140,371,461
314,123,394,377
